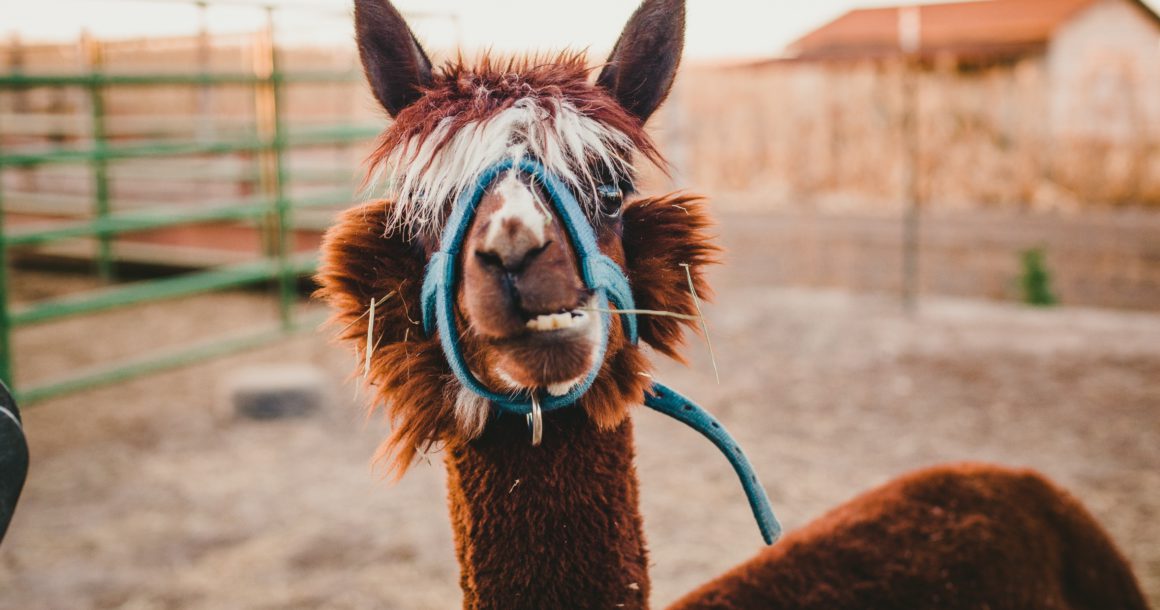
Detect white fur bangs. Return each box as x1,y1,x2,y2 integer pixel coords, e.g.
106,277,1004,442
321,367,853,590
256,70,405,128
364,97,637,237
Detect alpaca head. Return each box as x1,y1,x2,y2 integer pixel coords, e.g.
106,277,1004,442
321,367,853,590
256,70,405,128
317,0,717,474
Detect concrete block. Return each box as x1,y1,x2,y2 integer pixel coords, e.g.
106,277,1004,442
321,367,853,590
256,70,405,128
223,364,327,420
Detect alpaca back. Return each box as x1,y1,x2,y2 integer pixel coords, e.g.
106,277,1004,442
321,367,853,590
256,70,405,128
668,463,1147,610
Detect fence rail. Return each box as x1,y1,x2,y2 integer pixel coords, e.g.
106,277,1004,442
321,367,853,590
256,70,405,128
0,7,380,404
0,124,377,166
0,71,363,87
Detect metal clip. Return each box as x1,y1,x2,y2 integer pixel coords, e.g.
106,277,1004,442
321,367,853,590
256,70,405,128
526,394,543,446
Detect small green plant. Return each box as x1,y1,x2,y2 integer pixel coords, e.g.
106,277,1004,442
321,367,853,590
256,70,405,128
1020,247,1058,307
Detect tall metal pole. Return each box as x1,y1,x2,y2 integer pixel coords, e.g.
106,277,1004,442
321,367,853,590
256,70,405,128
82,31,115,282
1,37,20,387
271,7,294,330
196,1,215,143
0,119,13,388
255,6,293,330
899,6,922,314
9,34,34,194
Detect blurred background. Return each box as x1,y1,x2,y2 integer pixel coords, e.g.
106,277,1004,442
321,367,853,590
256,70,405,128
0,0,1157,608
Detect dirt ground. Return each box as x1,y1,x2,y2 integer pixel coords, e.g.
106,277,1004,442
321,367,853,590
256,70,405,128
1,216,1158,609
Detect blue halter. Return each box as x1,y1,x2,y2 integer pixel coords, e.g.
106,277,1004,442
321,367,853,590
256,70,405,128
420,157,781,545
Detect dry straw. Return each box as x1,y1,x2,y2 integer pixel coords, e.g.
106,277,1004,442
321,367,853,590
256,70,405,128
584,262,721,384
680,263,720,384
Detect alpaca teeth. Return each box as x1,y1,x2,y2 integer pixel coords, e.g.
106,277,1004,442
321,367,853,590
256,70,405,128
526,310,587,332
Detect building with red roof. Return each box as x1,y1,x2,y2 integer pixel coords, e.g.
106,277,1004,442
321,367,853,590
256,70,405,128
787,0,1159,62
676,0,1159,209
783,0,1160,142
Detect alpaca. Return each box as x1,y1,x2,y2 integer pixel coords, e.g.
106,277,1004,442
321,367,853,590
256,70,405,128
314,1,1149,608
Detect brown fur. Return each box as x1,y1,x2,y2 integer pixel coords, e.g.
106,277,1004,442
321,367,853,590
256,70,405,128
446,409,649,610
313,202,447,476
313,193,710,477
669,463,1149,610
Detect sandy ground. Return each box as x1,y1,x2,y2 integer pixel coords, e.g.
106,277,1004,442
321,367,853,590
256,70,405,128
1,221,1158,609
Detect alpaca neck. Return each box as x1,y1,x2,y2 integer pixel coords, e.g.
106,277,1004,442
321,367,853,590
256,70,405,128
443,407,649,610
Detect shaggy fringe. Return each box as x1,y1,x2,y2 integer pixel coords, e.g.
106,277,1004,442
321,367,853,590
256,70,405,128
315,195,712,477
361,51,664,239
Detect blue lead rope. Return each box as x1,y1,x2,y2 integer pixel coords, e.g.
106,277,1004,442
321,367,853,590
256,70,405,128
420,156,781,545
644,383,781,544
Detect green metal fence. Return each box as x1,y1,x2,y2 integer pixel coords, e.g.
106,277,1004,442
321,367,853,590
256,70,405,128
0,7,380,404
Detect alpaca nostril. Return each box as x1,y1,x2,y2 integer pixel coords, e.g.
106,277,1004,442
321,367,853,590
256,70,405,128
517,241,552,270
475,240,552,275
475,250,505,270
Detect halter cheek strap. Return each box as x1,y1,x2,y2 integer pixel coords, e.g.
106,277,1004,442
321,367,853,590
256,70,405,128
419,157,781,545
420,157,636,415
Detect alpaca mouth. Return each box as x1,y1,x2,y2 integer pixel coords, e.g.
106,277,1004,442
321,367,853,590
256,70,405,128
487,295,603,388
518,296,599,339
524,307,592,333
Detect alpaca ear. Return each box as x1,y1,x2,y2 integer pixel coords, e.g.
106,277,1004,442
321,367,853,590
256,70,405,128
621,194,718,361
596,0,685,124
354,0,434,117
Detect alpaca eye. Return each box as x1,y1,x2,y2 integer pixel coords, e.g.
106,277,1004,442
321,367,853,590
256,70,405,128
596,184,624,217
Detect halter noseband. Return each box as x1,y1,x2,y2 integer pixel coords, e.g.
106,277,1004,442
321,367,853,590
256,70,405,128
421,157,636,414
419,157,781,545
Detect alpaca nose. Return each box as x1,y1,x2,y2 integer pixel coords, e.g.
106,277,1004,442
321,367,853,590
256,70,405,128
474,239,551,275
476,172,552,274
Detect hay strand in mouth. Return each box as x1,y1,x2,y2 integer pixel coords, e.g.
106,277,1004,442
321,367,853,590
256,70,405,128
582,307,701,321
680,263,720,385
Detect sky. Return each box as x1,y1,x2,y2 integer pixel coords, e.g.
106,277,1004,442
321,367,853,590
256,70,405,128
7,0,1160,60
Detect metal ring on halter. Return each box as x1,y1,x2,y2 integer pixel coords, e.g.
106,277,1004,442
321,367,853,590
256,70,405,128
526,394,543,446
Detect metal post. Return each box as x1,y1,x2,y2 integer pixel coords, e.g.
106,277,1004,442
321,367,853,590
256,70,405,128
9,34,35,194
196,1,215,143
82,31,114,281
4,36,28,388
901,60,921,314
0,129,13,388
6,35,25,109
898,7,922,314
261,7,293,330
252,17,276,309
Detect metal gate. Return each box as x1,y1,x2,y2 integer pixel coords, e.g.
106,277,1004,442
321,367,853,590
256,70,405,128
0,2,387,403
